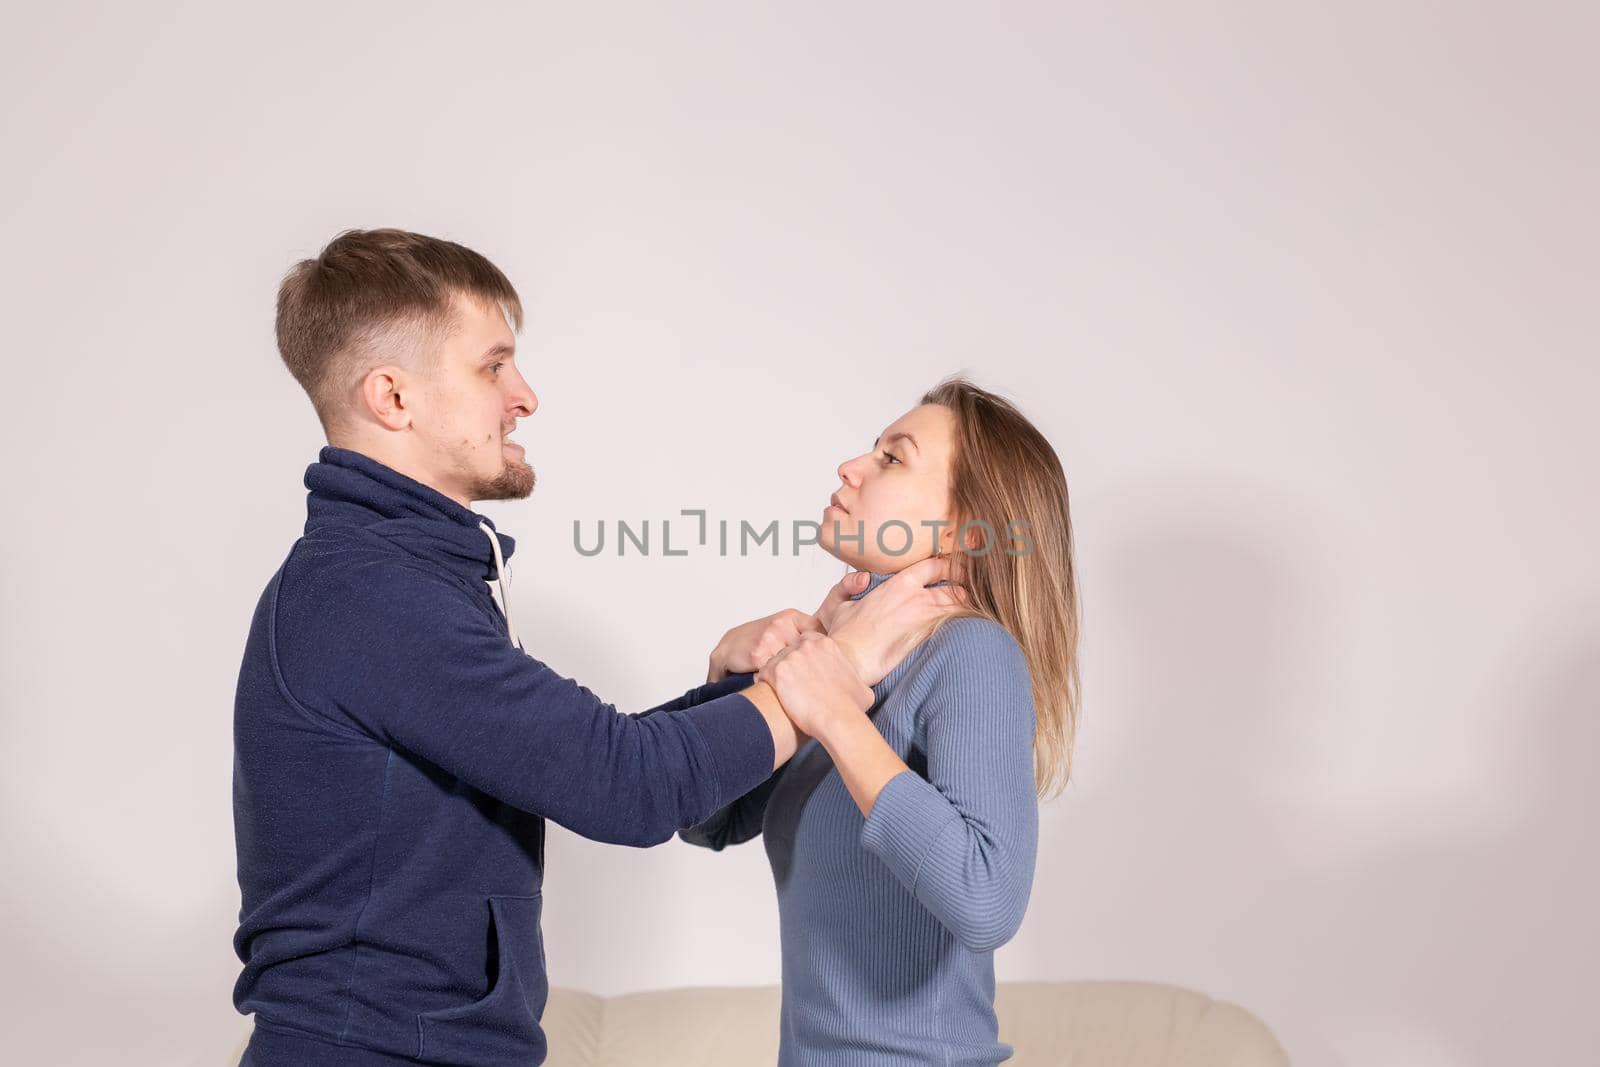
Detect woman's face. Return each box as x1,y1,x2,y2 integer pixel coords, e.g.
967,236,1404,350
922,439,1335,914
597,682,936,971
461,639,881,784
821,403,959,573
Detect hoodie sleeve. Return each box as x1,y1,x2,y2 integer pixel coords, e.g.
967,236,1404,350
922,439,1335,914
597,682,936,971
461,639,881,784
858,619,1040,952
645,672,784,851
273,560,775,847
637,672,757,718
677,759,786,851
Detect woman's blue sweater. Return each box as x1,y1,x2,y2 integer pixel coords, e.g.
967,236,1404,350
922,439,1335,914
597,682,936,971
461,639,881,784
683,573,1040,1066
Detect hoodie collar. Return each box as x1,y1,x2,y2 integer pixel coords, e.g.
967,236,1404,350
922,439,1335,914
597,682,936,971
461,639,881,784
303,446,516,587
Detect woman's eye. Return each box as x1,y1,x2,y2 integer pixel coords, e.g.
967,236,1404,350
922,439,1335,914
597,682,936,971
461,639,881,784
881,450,901,466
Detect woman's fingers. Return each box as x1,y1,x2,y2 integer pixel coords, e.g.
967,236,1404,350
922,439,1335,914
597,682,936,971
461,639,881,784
758,632,875,740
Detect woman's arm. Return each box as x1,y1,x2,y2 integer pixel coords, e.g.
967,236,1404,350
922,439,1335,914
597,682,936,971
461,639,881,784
823,619,1040,953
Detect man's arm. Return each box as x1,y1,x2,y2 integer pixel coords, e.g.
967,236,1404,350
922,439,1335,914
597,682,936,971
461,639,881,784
738,680,802,768
274,564,784,846
678,765,786,851
638,672,799,770
639,672,794,850
638,672,755,717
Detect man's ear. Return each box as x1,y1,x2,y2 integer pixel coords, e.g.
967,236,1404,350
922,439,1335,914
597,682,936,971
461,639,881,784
360,366,413,431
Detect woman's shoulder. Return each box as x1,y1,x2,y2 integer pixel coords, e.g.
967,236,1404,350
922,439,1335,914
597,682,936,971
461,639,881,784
900,614,1032,699
895,615,1035,737
924,613,1027,665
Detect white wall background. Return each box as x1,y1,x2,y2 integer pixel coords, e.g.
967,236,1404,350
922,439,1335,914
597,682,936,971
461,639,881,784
2,3,1595,1065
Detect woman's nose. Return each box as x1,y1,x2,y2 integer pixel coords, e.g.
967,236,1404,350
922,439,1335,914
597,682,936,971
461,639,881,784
838,455,865,486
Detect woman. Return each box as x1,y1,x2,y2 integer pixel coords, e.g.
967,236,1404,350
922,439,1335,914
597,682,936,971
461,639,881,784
684,375,1082,1065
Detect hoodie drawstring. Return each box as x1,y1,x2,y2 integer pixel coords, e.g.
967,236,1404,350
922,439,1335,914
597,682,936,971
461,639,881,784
478,521,522,650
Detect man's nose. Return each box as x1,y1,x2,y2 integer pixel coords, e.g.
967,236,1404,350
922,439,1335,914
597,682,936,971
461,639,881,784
508,374,538,416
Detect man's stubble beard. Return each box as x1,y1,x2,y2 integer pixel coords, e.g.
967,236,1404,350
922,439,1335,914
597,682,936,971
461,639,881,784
465,456,537,502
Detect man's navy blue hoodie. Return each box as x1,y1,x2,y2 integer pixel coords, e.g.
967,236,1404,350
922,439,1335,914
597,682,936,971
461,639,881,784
232,446,773,1066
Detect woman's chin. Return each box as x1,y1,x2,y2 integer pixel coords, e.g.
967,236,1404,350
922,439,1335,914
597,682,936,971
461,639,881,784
817,533,869,571
817,538,853,567
818,542,931,576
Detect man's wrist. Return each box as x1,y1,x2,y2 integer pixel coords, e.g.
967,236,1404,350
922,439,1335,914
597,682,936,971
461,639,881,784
740,680,798,768
830,634,874,686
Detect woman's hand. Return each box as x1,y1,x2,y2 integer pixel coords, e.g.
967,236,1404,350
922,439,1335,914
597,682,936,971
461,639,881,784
705,572,874,682
756,632,876,744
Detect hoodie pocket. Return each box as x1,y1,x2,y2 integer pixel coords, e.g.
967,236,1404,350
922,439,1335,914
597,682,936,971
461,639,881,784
416,894,548,1066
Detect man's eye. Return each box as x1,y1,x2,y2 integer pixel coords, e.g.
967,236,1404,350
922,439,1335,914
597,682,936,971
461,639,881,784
489,362,503,375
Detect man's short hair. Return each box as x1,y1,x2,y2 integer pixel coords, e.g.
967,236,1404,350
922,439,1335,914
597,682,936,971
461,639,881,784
276,228,524,434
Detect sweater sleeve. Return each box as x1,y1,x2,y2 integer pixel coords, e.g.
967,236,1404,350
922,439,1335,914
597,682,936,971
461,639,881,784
858,619,1039,952
273,564,775,848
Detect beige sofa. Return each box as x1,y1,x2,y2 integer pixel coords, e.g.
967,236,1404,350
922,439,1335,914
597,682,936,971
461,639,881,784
231,981,1289,1065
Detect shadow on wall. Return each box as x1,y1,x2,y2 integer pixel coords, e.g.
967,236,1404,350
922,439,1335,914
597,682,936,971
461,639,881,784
1008,477,1598,1067
1305,605,1600,1066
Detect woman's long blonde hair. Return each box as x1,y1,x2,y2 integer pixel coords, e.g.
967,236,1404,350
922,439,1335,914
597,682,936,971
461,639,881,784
922,375,1082,799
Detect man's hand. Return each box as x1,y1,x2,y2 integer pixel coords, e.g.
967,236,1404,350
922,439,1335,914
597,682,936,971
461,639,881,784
813,569,872,633
707,610,816,682
756,632,875,745
825,556,966,686
706,572,873,682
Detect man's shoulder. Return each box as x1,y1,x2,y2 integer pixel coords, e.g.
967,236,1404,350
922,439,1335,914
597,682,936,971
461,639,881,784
264,531,488,705
280,527,460,597
269,530,474,645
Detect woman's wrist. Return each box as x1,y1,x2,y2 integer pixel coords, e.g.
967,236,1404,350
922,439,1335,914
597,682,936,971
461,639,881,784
812,690,875,751
816,711,907,817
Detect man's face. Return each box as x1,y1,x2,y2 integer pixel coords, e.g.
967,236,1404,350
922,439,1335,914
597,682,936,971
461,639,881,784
414,291,538,504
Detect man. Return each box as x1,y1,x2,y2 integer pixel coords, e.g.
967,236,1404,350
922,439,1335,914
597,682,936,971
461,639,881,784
232,228,959,1066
